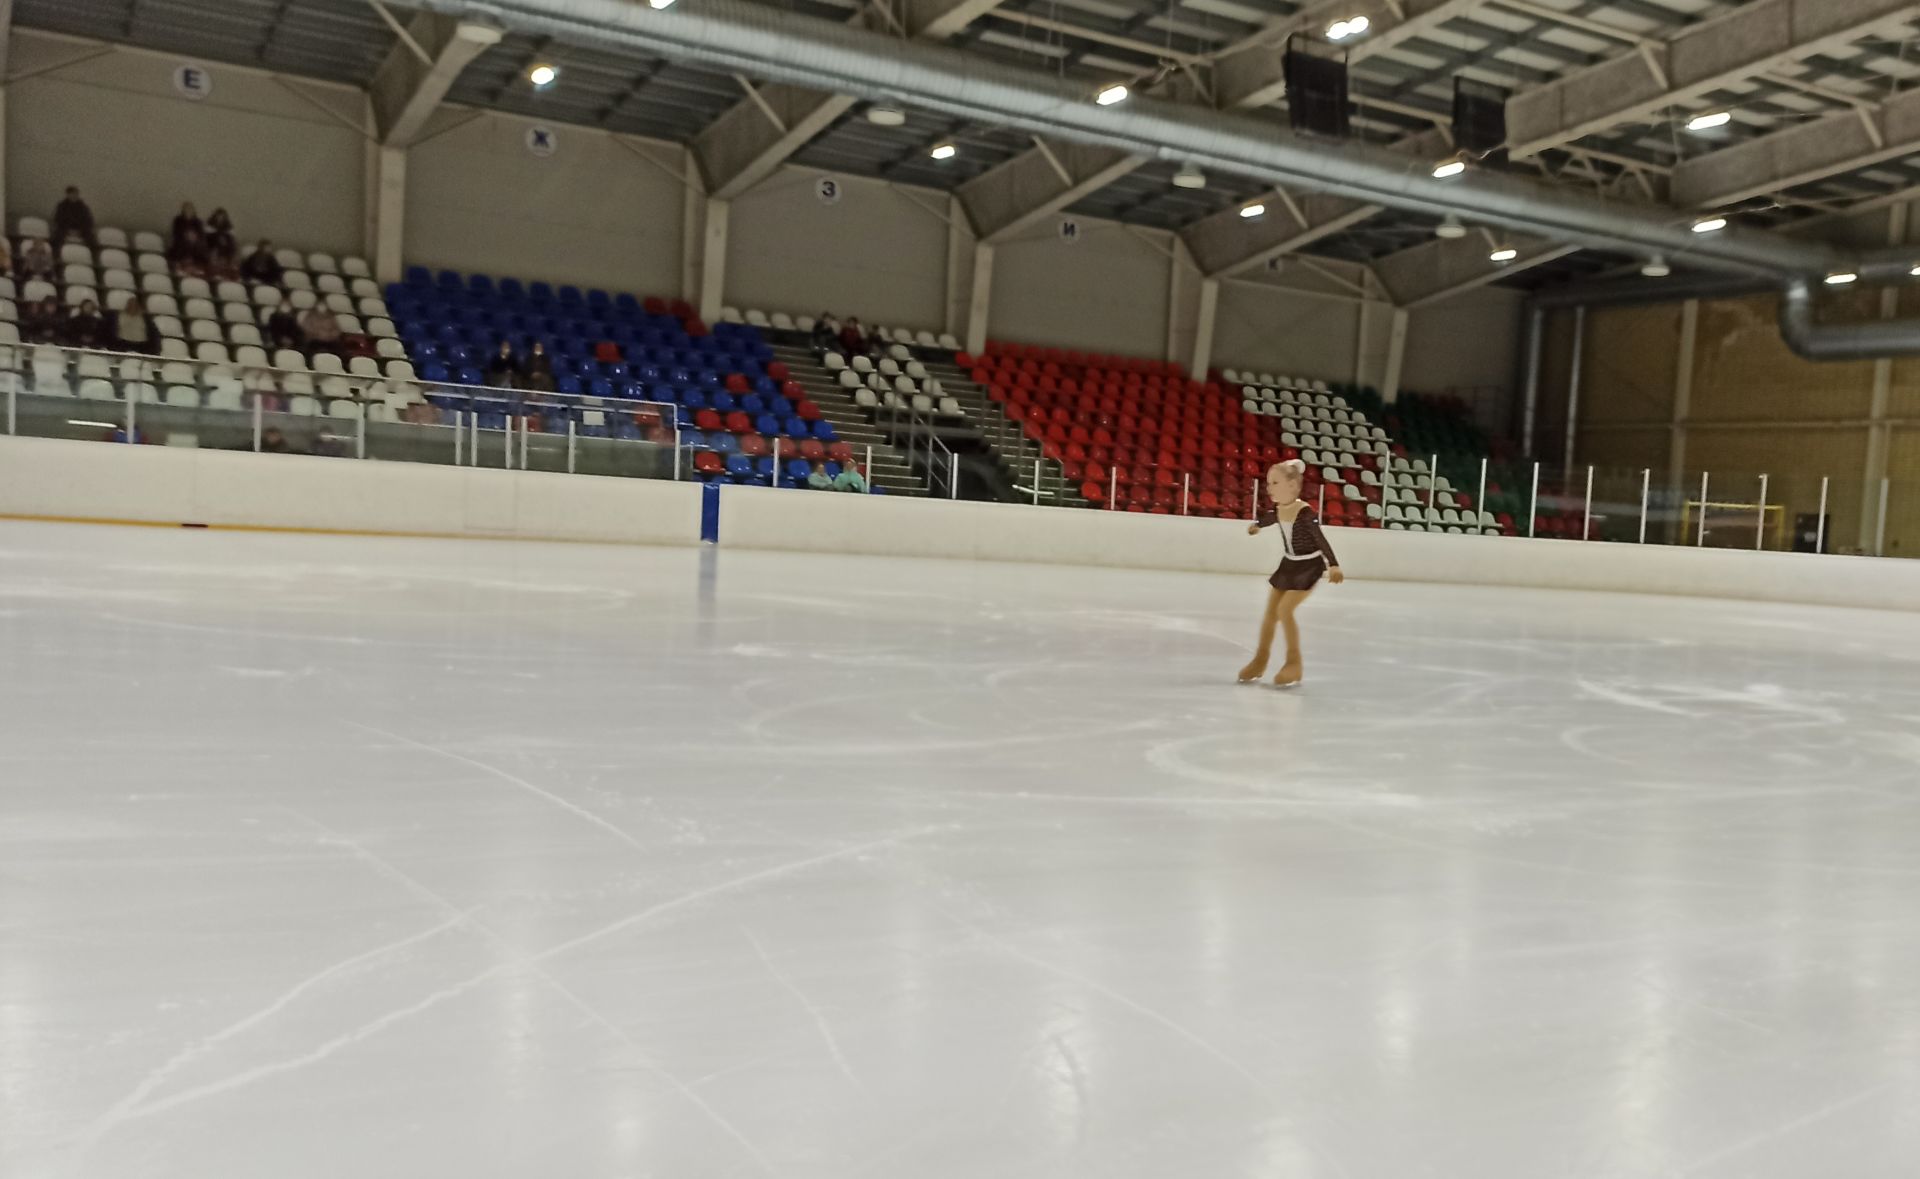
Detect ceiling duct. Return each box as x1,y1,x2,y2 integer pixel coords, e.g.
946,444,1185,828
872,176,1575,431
404,0,1843,279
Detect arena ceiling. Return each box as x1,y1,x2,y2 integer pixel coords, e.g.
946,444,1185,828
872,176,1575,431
17,0,1920,300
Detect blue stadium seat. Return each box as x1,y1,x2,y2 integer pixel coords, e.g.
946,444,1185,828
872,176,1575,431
405,266,432,288
529,281,554,304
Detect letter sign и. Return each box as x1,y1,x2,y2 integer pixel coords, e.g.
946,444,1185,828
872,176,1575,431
173,64,213,101
1059,219,1081,243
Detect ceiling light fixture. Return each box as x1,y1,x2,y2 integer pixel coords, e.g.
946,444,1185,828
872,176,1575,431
929,142,957,161
1489,246,1519,263
527,63,558,89
1685,110,1732,132
1327,15,1371,40
1910,264,1920,277
866,106,906,126
648,0,677,9
1172,164,1207,189
1691,216,1728,234
1240,203,1267,219
1641,255,1670,278
1825,271,1859,286
1434,214,1467,239
1432,158,1467,179
1096,83,1130,106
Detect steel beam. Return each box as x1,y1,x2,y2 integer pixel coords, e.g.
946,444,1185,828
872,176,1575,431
1215,0,1490,111
1672,87,1920,210
957,141,1145,242
369,12,501,147
1180,129,1449,277
1507,0,1920,157
693,85,858,199
1377,235,1579,308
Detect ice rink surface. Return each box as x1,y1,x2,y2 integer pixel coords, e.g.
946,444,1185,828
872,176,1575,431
6,519,1920,1178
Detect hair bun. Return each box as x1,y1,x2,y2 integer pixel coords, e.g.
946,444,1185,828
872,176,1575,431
1279,458,1307,476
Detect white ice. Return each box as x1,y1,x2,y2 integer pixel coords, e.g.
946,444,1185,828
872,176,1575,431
5,520,1920,1178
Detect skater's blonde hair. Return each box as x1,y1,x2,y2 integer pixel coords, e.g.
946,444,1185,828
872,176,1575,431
1269,459,1307,481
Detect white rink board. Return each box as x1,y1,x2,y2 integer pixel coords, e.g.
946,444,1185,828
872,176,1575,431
2,435,1917,611
0,435,701,546
721,484,1920,612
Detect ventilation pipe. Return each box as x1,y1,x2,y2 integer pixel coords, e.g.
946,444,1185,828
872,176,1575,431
406,0,1842,279
1777,251,1920,361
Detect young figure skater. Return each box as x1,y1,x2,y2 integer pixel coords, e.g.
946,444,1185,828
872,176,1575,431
1239,459,1344,686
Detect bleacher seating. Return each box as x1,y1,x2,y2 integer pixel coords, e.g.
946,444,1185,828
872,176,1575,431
726,305,961,353
384,271,857,488
960,344,1388,525
7,213,424,420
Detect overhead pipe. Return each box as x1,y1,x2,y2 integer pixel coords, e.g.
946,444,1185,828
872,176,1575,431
411,0,1842,278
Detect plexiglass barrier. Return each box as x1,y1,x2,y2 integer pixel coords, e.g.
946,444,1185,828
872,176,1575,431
3,342,1915,560
1,342,687,479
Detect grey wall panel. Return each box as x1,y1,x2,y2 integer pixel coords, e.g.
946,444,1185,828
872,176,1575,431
1405,287,1524,426
726,171,949,328
989,221,1171,357
1212,280,1361,384
407,111,685,295
7,33,366,253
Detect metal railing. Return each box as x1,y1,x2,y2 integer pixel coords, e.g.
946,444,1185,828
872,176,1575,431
2,342,683,479
885,395,959,500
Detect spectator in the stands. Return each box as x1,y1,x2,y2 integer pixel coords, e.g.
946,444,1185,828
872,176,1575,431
0,238,13,279
833,462,869,494
260,427,293,454
402,400,441,425
520,340,555,391
839,316,869,357
810,314,839,357
23,296,65,345
267,297,304,350
113,295,156,355
170,202,204,254
240,240,284,286
806,461,834,491
65,299,105,349
20,237,54,279
168,226,209,277
300,302,343,356
206,208,236,257
52,187,98,251
208,236,240,282
485,339,520,387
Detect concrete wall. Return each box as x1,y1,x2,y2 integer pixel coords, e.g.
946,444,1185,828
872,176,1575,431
1404,287,1524,428
7,32,367,254
1212,277,1364,385
7,437,1918,613
727,170,950,330
1567,288,1916,557
990,220,1172,356
406,109,687,296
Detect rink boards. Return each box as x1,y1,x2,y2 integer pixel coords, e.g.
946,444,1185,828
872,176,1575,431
2,434,1916,613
